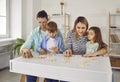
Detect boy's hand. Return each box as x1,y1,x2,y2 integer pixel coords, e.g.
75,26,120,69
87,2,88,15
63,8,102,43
39,49,47,55
49,46,59,51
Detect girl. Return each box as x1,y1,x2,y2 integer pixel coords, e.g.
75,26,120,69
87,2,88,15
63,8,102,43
83,26,107,57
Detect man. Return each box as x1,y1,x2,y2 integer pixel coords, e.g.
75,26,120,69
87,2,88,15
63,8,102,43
21,10,63,82
21,10,62,58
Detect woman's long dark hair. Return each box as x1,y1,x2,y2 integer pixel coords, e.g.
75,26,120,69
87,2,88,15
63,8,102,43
89,26,107,50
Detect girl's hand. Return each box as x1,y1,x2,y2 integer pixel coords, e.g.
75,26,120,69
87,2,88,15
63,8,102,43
49,46,59,51
63,49,72,57
39,49,47,55
83,53,96,57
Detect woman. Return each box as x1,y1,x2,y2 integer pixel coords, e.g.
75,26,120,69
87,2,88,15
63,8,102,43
63,16,107,57
63,16,114,82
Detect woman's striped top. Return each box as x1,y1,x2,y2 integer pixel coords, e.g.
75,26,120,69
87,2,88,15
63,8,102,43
65,31,88,55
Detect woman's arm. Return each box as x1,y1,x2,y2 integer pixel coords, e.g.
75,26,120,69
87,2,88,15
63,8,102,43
94,47,107,56
65,31,73,50
63,31,73,56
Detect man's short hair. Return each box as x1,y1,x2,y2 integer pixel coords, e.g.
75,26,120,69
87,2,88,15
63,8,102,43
36,10,48,20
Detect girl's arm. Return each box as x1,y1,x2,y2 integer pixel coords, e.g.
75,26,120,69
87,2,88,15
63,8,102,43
83,47,107,57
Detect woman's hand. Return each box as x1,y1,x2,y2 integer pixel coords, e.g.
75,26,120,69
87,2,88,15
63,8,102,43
63,49,72,57
22,48,33,58
49,46,59,51
39,49,47,55
83,53,96,57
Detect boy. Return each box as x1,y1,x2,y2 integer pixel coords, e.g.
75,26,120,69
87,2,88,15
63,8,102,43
37,21,64,55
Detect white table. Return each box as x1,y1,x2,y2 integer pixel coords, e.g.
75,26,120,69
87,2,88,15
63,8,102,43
10,54,112,82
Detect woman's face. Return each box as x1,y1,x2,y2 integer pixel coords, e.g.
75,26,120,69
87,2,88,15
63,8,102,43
75,22,87,37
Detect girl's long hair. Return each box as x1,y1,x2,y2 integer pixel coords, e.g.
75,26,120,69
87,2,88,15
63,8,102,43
89,26,107,50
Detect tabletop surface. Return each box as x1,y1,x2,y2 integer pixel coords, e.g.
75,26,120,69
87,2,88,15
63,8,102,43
12,53,111,73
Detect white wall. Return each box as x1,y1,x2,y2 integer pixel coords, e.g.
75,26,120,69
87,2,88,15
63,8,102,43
33,0,41,28
10,0,41,39
22,0,41,39
10,0,120,43
41,0,120,44
10,0,22,38
22,0,33,39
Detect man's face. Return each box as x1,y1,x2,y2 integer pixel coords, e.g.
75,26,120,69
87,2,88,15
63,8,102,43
37,17,48,30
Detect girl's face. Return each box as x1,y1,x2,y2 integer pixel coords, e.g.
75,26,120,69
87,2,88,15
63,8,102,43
48,31,56,38
87,29,95,41
76,22,87,37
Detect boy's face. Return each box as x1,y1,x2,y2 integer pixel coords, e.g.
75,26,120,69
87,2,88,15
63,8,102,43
37,17,48,30
87,29,95,41
48,31,57,38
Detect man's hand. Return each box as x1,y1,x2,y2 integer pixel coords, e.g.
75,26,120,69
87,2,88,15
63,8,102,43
39,49,47,55
49,46,59,51
63,49,72,57
21,48,33,58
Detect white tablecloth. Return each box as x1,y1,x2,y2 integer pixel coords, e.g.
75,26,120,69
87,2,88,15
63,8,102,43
10,54,112,82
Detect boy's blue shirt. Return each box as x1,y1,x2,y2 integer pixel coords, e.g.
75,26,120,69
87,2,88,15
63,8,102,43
21,27,63,52
37,35,64,54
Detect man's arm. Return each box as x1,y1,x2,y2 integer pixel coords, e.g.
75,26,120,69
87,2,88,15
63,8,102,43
20,30,35,58
20,32,34,51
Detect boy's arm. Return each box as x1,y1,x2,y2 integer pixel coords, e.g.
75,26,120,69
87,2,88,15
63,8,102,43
56,37,64,54
36,37,47,55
